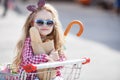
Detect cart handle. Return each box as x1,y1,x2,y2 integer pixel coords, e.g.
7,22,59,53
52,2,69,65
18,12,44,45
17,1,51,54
82,57,90,64
64,20,84,37
23,57,90,73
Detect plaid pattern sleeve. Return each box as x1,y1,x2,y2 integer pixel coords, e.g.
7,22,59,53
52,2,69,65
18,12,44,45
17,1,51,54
21,37,48,65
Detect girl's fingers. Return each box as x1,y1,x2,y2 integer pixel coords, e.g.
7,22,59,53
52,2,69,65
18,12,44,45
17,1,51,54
45,56,54,62
49,52,59,61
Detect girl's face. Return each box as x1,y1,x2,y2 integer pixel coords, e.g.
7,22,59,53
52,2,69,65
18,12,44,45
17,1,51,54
33,10,54,36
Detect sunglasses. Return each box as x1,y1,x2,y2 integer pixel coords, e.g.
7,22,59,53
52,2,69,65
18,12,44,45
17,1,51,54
34,19,54,27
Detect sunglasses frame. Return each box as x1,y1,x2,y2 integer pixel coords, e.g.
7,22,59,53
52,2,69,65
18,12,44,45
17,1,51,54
34,19,54,27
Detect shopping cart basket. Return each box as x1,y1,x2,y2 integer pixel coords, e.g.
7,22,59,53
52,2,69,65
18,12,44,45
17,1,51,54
0,58,90,80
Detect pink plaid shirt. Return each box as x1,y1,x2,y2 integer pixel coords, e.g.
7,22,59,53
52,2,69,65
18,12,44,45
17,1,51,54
19,37,66,79
21,37,48,66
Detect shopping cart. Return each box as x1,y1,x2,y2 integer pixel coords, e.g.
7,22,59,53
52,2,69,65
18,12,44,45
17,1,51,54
0,20,90,80
0,58,90,80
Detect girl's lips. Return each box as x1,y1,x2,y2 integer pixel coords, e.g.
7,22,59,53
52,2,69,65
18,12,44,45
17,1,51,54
40,29,49,30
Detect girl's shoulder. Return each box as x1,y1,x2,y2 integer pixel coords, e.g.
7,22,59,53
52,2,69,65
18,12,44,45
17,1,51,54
24,37,31,45
25,37,31,41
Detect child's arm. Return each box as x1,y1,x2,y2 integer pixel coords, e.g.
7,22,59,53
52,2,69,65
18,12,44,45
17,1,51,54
22,38,48,64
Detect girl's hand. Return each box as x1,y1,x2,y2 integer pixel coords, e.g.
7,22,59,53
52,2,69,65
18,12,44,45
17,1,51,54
45,55,54,62
49,49,60,61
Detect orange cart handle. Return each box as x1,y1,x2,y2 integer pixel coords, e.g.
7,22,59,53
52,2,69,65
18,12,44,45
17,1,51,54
64,20,84,37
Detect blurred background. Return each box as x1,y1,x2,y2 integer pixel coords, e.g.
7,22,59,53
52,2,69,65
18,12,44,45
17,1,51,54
0,0,120,80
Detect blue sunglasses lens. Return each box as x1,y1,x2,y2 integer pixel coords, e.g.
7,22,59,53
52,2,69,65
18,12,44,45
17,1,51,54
47,20,54,26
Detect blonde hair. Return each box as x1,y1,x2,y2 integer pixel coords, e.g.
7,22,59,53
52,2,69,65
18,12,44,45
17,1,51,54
13,4,65,67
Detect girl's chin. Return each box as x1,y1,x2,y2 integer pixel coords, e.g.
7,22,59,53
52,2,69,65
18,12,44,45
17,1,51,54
40,33,50,36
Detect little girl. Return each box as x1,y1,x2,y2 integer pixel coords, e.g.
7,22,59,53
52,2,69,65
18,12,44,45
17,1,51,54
12,0,66,80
